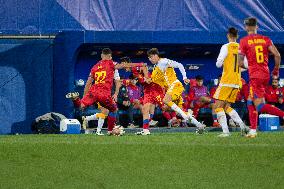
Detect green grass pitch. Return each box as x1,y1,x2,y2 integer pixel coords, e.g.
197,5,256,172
0,132,284,189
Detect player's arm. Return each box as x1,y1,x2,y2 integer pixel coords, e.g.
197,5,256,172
112,70,121,102
268,44,281,78
216,44,228,68
83,74,94,96
115,62,145,69
168,59,189,84
238,39,247,69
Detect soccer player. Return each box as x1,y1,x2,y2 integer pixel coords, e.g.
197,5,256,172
146,48,206,133
68,48,144,135
128,63,164,135
213,27,249,137
239,17,283,138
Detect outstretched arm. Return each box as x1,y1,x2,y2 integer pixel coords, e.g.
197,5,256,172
168,59,189,84
115,62,146,69
268,44,281,78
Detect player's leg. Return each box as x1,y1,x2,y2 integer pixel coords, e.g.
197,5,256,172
66,92,81,107
224,104,249,136
213,86,233,136
164,87,205,129
149,104,158,127
136,102,151,135
214,100,230,137
98,95,118,135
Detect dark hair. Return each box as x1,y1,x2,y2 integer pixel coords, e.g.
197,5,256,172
129,73,135,80
195,75,203,81
120,56,132,63
147,48,159,56
228,27,238,37
244,17,257,26
102,48,112,55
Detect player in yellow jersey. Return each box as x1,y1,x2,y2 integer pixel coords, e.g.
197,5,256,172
213,27,249,137
147,48,206,133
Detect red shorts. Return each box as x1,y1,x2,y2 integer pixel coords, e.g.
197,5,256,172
143,86,164,107
81,90,117,112
249,78,269,99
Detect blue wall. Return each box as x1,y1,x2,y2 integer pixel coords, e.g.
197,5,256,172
0,39,53,134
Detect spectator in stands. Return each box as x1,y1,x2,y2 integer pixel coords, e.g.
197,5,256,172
265,78,283,108
184,75,217,126
126,74,143,127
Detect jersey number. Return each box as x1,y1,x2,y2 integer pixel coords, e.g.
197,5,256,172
95,71,106,84
255,45,264,63
233,53,239,73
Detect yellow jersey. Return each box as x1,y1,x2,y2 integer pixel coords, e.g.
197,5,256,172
151,66,167,88
217,42,241,88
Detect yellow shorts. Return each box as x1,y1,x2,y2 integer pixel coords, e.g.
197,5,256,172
166,81,184,108
213,86,239,103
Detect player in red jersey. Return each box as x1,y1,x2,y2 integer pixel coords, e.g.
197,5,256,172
239,17,282,138
129,62,165,135
70,48,144,135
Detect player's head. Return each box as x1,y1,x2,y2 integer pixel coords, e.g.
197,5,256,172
227,27,238,41
147,48,160,64
121,56,132,71
272,78,279,88
101,48,112,60
120,56,131,63
195,75,204,86
129,73,138,85
244,17,258,34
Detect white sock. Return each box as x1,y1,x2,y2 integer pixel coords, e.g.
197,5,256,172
217,111,229,134
170,103,188,120
85,113,98,121
143,129,150,133
97,118,105,132
187,113,202,127
249,129,257,134
227,109,245,129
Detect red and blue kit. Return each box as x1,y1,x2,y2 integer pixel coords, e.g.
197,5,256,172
239,34,272,98
81,60,117,111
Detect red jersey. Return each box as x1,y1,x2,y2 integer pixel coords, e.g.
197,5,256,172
239,34,272,79
265,86,281,103
90,60,115,93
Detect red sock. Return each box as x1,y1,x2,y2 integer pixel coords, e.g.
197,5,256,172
170,111,177,119
73,98,81,108
259,104,284,117
143,119,149,129
193,107,200,117
162,112,171,121
248,104,258,130
107,115,116,131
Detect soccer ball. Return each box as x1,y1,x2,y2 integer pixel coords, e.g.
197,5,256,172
112,126,125,136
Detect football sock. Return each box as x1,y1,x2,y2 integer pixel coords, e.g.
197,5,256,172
247,101,258,130
107,112,117,131
143,119,150,129
168,101,188,120
216,108,229,134
163,112,171,120
149,114,154,121
170,111,177,118
97,118,105,132
225,107,245,129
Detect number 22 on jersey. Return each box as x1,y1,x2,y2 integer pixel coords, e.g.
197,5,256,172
95,71,106,84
